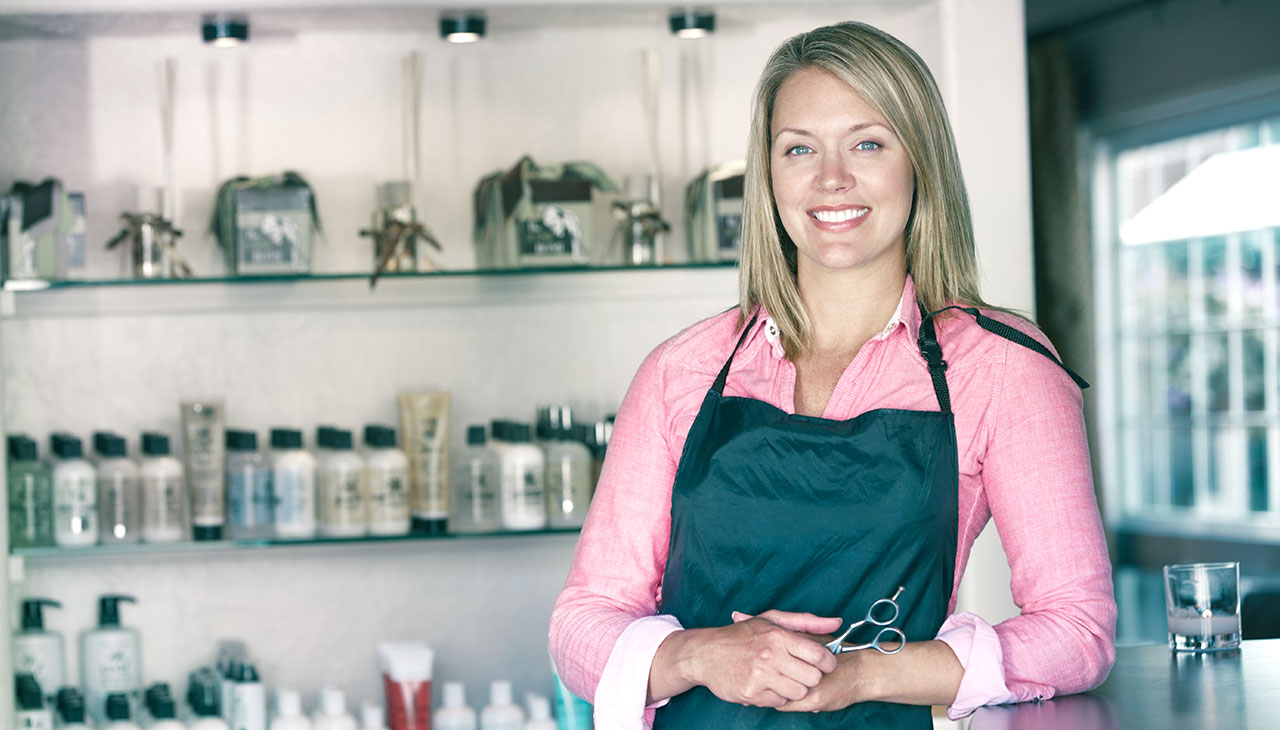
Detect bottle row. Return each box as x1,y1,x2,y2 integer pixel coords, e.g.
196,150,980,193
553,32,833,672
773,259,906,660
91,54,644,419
7,397,613,550
11,595,587,730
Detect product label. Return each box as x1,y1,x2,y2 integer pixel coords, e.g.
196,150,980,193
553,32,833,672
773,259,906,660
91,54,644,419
98,471,138,539
54,474,97,536
717,210,743,254
518,204,582,258
273,470,315,528
459,460,498,522
319,469,364,528
228,468,272,529
8,471,52,546
185,409,226,524
143,474,185,530
412,417,448,519
368,467,409,526
502,460,545,527
546,456,592,519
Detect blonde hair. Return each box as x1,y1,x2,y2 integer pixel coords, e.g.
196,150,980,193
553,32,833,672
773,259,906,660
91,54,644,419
738,21,991,358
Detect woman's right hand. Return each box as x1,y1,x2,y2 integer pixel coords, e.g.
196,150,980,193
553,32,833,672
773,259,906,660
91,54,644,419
648,610,841,707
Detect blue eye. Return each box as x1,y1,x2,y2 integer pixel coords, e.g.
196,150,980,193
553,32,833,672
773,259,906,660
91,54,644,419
786,145,813,156
855,140,882,151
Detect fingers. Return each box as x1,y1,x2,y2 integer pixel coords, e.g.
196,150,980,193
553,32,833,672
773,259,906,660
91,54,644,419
755,609,844,635
730,610,753,623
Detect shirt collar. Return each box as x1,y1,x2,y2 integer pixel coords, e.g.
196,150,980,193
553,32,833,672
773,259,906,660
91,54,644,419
758,274,919,359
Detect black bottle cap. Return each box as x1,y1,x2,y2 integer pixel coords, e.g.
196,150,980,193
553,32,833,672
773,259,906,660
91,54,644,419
328,429,353,450
57,687,86,723
189,674,220,717
97,594,136,627
194,525,222,541
467,425,486,446
94,431,127,457
237,663,259,682
8,434,38,461
316,425,338,449
364,424,396,449
225,429,258,451
270,428,303,450
535,405,554,440
50,432,83,459
490,419,508,441
146,682,172,703
15,673,43,711
105,692,131,720
20,597,60,631
141,432,171,456
510,423,532,443
151,695,177,720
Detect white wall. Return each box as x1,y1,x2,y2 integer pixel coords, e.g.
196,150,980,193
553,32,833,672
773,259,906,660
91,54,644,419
1,0,1034,716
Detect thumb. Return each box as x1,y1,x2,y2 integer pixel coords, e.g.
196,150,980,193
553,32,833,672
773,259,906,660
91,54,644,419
730,610,754,623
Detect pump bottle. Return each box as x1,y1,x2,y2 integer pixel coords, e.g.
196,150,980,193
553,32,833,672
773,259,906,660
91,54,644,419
433,681,477,730
80,594,142,723
479,680,524,730
50,432,99,546
12,597,65,705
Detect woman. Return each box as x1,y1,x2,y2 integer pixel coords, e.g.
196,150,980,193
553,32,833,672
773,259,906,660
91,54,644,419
549,21,1115,728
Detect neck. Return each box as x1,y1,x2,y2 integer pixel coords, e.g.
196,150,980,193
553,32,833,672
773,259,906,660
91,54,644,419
797,262,907,356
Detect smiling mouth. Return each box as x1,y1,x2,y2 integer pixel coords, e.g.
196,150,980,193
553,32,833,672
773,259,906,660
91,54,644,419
811,208,869,224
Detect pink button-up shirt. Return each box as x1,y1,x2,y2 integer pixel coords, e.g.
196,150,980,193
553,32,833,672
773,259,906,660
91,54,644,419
549,278,1116,728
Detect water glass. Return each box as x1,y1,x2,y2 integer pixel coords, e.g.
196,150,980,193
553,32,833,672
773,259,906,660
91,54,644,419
1163,561,1242,651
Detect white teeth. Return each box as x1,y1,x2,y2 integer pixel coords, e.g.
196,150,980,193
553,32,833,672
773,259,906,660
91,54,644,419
812,208,869,223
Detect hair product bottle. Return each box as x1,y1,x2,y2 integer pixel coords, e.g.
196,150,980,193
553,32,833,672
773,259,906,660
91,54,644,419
270,688,313,730
312,687,357,730
15,673,54,730
225,430,273,541
80,594,141,723
541,407,592,529
139,432,187,543
450,425,501,534
50,432,98,546
12,598,64,705
363,425,410,536
231,663,266,730
181,400,226,540
359,703,388,730
188,673,231,730
432,682,476,730
523,694,556,730
317,428,366,538
8,435,54,548
269,428,317,540
479,680,524,730
93,432,141,544
499,424,546,531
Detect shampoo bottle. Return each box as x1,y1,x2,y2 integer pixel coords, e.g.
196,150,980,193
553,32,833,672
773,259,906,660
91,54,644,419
103,692,141,730
450,425,501,534
11,597,64,705
541,407,592,529
432,682,477,730
94,431,141,544
50,432,98,546
317,428,365,538
363,425,410,536
55,687,91,730
231,663,266,730
312,687,357,730
7,435,54,548
499,425,546,531
270,688,312,730
15,673,54,730
269,428,316,539
80,594,141,723
226,430,273,541
139,432,188,543
479,680,524,730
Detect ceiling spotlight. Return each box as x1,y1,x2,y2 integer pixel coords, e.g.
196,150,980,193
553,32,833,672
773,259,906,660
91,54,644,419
440,14,486,43
202,14,249,48
669,10,714,39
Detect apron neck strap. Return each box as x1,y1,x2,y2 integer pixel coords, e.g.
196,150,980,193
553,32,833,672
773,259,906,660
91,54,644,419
925,305,1091,390
916,304,953,414
712,311,760,395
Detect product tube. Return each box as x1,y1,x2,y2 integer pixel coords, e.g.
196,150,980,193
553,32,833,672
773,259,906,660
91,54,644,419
376,641,434,730
181,401,226,540
397,390,451,533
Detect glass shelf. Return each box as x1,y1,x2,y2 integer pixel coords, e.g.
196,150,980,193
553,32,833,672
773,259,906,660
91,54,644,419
10,525,582,561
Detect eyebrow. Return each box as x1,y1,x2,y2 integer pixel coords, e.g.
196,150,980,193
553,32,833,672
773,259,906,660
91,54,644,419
773,121,886,142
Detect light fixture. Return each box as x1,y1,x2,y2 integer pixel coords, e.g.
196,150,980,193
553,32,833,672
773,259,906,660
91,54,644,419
669,10,714,39
202,14,249,48
440,14,486,43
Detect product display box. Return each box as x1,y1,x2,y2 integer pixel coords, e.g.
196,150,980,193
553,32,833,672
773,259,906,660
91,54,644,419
233,185,314,275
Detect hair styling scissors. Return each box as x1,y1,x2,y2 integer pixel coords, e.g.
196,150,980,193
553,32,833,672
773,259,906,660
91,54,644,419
824,586,907,655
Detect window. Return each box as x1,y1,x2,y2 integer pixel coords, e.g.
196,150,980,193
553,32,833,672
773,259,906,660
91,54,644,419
1095,114,1280,539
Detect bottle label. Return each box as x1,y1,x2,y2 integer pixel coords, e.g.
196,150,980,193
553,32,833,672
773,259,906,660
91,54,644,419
546,457,592,518
273,470,314,528
55,474,97,535
143,473,185,529
319,469,364,527
98,472,138,538
368,466,409,526
503,459,545,526
460,460,498,520
228,468,272,528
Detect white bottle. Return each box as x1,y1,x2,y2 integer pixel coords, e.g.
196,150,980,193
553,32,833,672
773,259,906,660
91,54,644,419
50,432,99,546
80,594,142,724
317,429,366,538
271,688,313,730
450,426,501,533
358,703,387,730
231,664,267,730
139,432,188,543
541,407,593,529
312,687,357,730
479,680,524,730
102,692,142,730
94,432,141,544
270,428,317,539
523,694,556,730
433,682,476,730
12,598,64,705
363,424,410,536
499,424,547,531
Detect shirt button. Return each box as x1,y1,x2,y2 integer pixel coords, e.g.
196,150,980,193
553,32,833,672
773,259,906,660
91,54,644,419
764,320,780,343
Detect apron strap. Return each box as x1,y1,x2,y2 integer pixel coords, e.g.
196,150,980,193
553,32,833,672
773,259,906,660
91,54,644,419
922,305,1091,391
712,311,760,395
916,305,952,414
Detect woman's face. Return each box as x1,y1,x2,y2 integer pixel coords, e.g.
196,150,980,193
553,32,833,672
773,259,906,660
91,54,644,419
770,67,915,282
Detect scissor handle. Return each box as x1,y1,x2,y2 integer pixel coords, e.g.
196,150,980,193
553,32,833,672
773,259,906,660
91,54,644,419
872,626,907,655
866,596,900,626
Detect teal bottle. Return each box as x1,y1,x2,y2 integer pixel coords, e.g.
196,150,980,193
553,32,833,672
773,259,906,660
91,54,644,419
8,435,54,548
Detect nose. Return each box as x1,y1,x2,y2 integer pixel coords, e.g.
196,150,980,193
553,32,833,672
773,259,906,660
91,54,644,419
818,152,854,193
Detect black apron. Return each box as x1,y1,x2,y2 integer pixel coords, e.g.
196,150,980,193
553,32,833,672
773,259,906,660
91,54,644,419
652,305,1087,729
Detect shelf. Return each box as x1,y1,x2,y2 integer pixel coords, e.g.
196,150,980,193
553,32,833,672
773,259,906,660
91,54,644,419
0,261,739,318
10,525,581,562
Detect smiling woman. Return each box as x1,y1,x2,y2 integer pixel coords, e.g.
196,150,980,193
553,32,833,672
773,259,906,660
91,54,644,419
550,20,1115,730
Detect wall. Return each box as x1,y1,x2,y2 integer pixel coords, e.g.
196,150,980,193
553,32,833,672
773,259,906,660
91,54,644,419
0,0,1035,717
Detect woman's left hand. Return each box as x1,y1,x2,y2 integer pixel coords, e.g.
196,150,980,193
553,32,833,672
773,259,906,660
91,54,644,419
730,610,870,712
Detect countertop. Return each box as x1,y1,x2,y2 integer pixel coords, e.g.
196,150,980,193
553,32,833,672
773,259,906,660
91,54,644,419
968,638,1280,729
